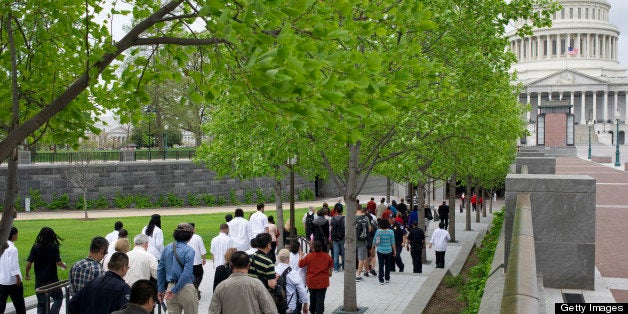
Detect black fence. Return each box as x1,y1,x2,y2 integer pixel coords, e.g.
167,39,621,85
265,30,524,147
31,149,196,163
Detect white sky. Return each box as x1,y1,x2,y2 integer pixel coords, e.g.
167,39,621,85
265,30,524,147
608,0,628,67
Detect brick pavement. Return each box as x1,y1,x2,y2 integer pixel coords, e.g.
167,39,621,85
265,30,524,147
556,156,628,302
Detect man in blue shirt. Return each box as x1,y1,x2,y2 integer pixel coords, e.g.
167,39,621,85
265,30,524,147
157,223,198,314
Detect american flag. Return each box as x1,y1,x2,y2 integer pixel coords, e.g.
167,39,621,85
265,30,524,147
568,46,579,56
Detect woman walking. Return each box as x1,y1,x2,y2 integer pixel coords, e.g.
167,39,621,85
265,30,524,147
24,227,67,314
298,240,333,314
374,219,396,285
142,214,164,260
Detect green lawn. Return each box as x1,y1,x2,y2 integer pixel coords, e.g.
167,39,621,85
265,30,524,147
13,207,309,297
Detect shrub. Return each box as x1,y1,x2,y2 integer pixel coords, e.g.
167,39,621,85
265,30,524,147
187,193,200,206
166,193,184,207
135,195,153,208
244,189,253,204
256,188,266,204
49,193,70,210
113,193,134,209
14,195,24,211
459,209,504,314
91,194,110,209
28,188,47,210
297,187,315,201
154,195,167,207
216,195,227,206
229,188,239,205
201,193,216,206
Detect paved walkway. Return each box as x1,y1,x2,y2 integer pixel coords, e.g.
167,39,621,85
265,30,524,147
9,196,500,314
556,155,628,303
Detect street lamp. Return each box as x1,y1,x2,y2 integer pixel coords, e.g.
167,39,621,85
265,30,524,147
587,119,592,160
287,156,297,247
143,106,156,161
615,111,621,167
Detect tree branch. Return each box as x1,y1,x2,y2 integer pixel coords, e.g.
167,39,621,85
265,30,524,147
134,37,230,46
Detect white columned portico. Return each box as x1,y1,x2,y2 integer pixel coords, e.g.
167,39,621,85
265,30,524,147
526,93,531,121
603,91,608,122
581,91,586,123
593,91,597,122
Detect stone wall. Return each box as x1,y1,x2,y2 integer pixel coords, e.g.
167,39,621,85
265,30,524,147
515,157,556,174
505,174,596,290
0,161,315,206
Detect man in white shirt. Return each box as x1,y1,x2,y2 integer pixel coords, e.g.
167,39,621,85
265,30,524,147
301,206,316,239
0,227,25,313
124,234,158,287
276,249,309,314
105,221,123,244
429,222,451,268
249,203,269,239
187,222,207,296
227,208,251,251
210,224,233,268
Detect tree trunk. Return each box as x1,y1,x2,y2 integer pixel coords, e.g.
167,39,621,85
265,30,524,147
417,180,427,263
489,189,494,213
448,174,456,242
386,177,391,203
465,177,472,231
83,190,88,219
476,186,481,223
1,15,20,255
274,179,285,250
481,188,487,217
341,143,360,312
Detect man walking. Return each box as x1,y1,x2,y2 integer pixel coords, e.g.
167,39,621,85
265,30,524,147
69,236,108,295
388,215,406,272
157,223,198,314
112,279,158,314
330,206,345,272
248,233,277,290
124,234,158,287
249,203,269,239
0,227,25,314
210,224,233,269
187,222,207,295
375,198,387,219
429,222,451,268
227,208,251,251
209,251,277,314
68,252,131,314
438,201,450,230
366,197,377,216
354,206,371,282
105,221,124,244
406,222,425,273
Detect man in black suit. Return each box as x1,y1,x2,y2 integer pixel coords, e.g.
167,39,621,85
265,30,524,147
438,201,450,230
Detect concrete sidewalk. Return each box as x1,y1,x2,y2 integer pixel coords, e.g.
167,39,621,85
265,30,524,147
9,196,502,314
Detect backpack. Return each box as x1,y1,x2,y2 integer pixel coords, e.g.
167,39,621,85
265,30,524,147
305,212,315,236
355,216,368,241
331,216,345,241
270,267,292,314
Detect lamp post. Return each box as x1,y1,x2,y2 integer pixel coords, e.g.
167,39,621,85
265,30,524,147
587,119,592,160
287,156,297,247
143,107,155,161
164,126,168,160
615,111,621,167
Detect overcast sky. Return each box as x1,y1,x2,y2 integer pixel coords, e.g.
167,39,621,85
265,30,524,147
608,0,628,67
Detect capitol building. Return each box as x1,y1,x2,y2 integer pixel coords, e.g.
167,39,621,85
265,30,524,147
510,0,628,146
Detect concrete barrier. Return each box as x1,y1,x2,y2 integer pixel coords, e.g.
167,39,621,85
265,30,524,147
515,157,556,174
505,174,596,290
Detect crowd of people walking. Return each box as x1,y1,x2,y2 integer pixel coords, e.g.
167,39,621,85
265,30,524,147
0,197,453,314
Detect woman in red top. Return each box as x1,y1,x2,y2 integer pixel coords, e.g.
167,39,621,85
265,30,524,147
298,240,333,314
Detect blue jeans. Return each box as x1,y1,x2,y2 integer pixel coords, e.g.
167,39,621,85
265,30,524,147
36,289,63,314
332,240,345,271
377,251,393,282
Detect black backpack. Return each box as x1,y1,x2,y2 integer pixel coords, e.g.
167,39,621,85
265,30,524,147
331,216,345,241
355,216,368,241
305,212,315,237
270,267,292,314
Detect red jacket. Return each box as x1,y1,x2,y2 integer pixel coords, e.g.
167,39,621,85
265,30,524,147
298,251,333,289
471,195,477,205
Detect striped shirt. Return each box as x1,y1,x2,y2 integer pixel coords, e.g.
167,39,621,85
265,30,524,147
374,229,395,254
249,250,275,289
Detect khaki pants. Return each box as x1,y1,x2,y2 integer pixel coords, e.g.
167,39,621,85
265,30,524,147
166,283,198,314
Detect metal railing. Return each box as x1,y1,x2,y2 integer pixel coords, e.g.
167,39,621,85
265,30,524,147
34,279,70,314
501,193,539,313
30,149,196,163
298,236,311,253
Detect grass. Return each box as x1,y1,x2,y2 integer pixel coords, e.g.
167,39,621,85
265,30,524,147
13,207,309,297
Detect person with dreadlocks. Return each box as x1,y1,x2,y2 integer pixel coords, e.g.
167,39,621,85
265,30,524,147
25,227,68,314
